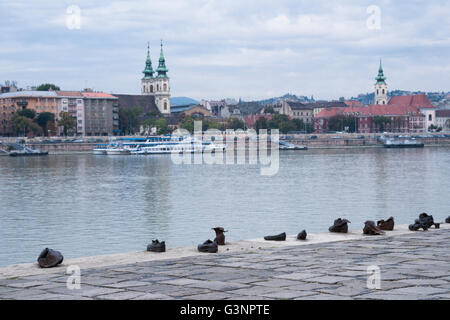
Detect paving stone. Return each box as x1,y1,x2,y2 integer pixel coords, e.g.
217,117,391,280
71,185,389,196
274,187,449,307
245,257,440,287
303,276,349,284
96,291,147,300
131,293,174,300
274,272,323,281
5,281,48,288
261,289,314,299
251,279,302,288
105,280,151,288
185,292,234,300
1,229,449,300
186,280,249,291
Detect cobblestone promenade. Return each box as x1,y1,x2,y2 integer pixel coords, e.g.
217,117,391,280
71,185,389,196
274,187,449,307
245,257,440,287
0,228,449,300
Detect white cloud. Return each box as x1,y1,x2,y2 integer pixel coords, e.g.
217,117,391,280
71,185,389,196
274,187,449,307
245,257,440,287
0,0,448,100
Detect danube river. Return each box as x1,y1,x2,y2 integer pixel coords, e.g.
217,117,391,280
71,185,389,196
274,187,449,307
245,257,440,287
0,147,449,267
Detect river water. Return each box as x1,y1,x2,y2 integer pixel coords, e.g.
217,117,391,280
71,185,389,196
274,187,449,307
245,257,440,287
0,147,449,267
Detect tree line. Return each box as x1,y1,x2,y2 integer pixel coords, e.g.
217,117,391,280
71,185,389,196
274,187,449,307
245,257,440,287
12,108,76,137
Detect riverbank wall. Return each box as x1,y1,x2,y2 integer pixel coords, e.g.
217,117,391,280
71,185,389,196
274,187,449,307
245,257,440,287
1,133,450,155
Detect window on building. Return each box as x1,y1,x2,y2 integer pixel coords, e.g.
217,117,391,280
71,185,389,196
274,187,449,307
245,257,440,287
164,101,167,110
163,83,167,91
150,85,153,93
429,114,432,121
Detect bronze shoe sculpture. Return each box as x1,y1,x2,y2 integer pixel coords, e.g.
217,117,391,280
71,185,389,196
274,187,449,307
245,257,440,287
418,213,438,228
446,216,450,223
297,230,307,240
212,227,228,245
147,240,166,253
37,248,64,268
329,218,350,233
409,222,428,231
198,240,218,253
377,216,394,231
264,232,286,241
363,221,385,235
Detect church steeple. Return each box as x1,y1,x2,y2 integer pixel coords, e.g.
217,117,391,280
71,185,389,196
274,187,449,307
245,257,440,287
374,59,388,105
156,40,168,78
142,42,154,79
375,59,386,84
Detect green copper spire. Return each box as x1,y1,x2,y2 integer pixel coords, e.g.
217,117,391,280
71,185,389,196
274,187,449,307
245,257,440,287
156,40,168,78
142,42,154,79
375,59,386,84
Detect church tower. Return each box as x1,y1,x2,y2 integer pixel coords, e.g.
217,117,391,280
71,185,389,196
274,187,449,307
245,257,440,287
374,60,388,105
141,41,170,114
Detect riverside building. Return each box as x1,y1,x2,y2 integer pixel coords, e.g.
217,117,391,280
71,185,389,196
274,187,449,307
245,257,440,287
0,90,118,136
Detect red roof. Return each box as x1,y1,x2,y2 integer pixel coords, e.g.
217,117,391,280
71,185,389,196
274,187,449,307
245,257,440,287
244,114,273,127
56,91,82,97
315,104,424,118
343,100,362,107
388,94,433,108
82,92,117,99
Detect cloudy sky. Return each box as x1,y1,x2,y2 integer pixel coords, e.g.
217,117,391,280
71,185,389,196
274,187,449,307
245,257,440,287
0,0,449,101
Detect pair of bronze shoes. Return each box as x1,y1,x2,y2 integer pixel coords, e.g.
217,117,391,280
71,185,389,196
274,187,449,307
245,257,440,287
409,213,439,231
377,217,394,231
329,218,350,233
264,230,307,241
198,240,218,253
446,216,450,223
147,240,166,252
37,248,64,268
363,221,385,235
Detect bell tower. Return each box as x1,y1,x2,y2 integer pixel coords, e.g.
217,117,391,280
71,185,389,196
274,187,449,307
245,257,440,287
374,59,388,105
140,42,171,114
154,40,170,114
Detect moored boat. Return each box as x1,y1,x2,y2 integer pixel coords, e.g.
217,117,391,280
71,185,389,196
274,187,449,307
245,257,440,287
279,141,308,150
383,138,424,148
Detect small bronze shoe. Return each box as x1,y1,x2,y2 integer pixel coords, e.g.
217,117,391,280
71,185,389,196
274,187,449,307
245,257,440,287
409,222,428,231
37,248,64,268
212,227,228,245
418,213,434,229
363,221,385,235
297,230,307,240
264,232,286,241
329,218,350,233
147,240,166,253
446,216,450,223
377,216,394,231
198,240,218,253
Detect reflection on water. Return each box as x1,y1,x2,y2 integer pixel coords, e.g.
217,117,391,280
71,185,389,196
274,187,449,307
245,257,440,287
0,147,449,266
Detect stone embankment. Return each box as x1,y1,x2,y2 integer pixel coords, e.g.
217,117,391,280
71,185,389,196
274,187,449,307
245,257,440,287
1,133,450,155
0,224,448,300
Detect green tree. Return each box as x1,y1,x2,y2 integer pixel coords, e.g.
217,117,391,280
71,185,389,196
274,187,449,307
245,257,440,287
17,108,36,119
36,83,60,91
328,115,357,133
181,116,197,133
143,117,172,135
226,118,245,130
12,113,43,136
373,116,392,132
292,118,305,131
57,111,77,136
264,107,275,114
254,117,268,133
35,112,55,136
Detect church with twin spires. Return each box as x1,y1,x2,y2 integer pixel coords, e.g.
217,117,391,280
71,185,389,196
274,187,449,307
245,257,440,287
141,41,171,114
